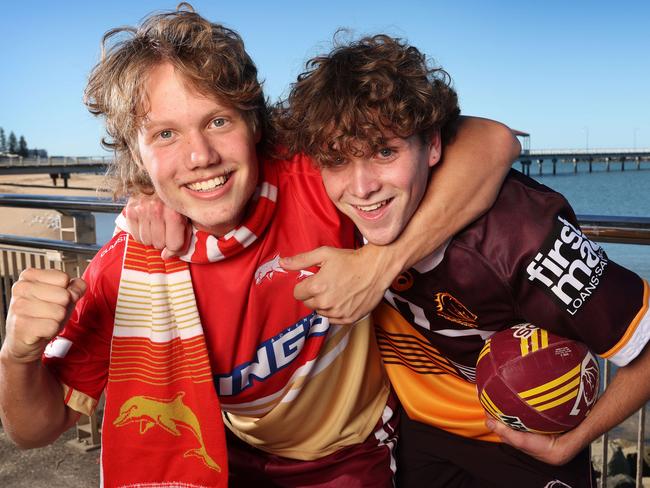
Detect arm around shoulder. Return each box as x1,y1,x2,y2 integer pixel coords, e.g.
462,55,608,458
282,117,520,324
381,115,520,272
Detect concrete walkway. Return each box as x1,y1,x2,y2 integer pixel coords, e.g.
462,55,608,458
0,426,99,488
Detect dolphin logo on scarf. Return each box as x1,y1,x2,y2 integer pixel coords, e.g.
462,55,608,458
114,391,221,472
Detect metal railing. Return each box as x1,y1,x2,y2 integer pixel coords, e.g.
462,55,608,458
580,215,650,246
0,195,648,485
0,156,109,166
0,194,122,453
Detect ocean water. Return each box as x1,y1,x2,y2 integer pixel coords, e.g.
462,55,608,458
529,164,650,280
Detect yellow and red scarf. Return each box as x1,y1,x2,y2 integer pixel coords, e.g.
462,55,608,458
104,168,278,487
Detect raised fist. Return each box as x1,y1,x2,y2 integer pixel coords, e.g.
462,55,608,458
3,268,86,364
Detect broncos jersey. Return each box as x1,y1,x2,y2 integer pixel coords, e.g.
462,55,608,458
43,153,389,461
374,169,649,441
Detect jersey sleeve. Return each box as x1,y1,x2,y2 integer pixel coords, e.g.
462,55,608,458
42,233,126,415
482,172,648,367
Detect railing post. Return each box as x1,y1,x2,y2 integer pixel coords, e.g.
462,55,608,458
0,250,9,344
599,360,611,488
636,406,645,487
66,408,102,452
59,212,97,245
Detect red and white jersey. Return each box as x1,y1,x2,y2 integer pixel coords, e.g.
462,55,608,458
44,153,389,460
374,169,649,441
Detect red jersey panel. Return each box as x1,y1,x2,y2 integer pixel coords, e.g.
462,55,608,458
44,153,389,460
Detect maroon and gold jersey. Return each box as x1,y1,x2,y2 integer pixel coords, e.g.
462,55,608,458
374,169,649,441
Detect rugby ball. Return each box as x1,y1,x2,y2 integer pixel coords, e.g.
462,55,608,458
475,323,599,434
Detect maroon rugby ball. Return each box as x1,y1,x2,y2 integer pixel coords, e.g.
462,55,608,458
475,323,599,434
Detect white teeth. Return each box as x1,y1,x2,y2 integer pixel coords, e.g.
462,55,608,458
187,173,230,192
354,199,389,212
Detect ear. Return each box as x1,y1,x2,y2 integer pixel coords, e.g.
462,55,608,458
427,130,442,169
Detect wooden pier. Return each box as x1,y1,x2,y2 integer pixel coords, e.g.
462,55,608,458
517,149,650,176
2,149,650,183
0,156,108,187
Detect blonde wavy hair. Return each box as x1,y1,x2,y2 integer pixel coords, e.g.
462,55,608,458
84,3,269,197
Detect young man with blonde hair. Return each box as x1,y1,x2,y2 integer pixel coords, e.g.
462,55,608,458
0,6,519,488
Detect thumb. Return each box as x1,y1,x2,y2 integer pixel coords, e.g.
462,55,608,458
280,248,325,271
486,418,509,439
67,278,88,304
161,247,178,260
486,418,526,447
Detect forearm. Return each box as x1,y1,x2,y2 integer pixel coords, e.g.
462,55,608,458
0,352,78,448
375,116,519,275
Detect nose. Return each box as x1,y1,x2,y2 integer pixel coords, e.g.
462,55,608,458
348,160,380,199
186,132,219,169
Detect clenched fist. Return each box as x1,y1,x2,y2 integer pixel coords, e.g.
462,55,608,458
3,268,86,364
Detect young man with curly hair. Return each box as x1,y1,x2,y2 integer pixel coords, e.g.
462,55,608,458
277,35,650,488
0,6,520,488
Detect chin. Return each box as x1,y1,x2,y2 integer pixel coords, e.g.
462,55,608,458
360,228,399,246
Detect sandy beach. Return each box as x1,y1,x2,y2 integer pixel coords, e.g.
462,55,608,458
0,172,113,240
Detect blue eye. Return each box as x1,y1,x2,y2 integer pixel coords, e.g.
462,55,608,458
378,148,393,158
159,130,173,139
212,118,227,128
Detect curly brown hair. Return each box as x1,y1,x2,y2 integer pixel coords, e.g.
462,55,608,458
84,3,270,197
275,34,460,167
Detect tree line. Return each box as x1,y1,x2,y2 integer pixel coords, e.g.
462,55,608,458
0,127,48,158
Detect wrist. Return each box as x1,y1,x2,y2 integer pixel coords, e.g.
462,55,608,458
0,342,44,366
366,242,405,289
553,430,588,465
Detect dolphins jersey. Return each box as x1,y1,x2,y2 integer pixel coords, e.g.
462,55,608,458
374,169,649,441
44,153,390,461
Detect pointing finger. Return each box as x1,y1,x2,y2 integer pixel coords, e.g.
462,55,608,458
281,247,327,271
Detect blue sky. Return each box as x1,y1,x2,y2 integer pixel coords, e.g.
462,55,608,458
0,0,648,156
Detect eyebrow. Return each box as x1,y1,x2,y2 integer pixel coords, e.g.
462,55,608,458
140,118,172,131
140,106,238,132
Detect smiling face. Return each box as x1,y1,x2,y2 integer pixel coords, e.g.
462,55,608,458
136,62,260,236
320,133,441,245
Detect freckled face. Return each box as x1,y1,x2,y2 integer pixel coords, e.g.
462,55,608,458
320,134,441,245
136,62,260,236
